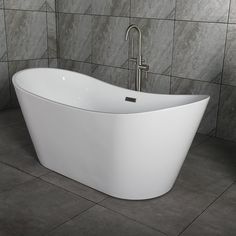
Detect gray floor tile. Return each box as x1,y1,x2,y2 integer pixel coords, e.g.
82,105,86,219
0,62,9,110
100,183,227,236
41,172,107,203
190,137,236,180
192,136,236,157
0,162,34,193
178,152,234,196
47,205,163,236
0,145,50,177
0,123,32,152
100,138,234,236
217,85,236,142
191,133,211,148
181,184,236,236
0,109,24,128
0,179,94,236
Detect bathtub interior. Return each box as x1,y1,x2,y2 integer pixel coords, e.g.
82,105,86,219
13,68,209,114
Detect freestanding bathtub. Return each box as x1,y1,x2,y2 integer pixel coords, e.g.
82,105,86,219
13,68,209,200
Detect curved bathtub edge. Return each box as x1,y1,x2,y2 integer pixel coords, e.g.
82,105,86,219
12,68,210,116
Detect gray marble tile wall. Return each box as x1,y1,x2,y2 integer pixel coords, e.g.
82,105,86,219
0,0,57,109
56,0,236,142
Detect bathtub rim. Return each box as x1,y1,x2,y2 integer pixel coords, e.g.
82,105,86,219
13,68,210,116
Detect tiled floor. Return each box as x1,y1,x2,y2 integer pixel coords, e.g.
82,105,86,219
0,109,235,236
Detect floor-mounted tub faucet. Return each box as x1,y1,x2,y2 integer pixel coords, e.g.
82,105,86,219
125,25,149,92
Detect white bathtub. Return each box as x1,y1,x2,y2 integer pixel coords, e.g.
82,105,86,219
13,68,209,200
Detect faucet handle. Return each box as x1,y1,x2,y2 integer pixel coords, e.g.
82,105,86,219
139,64,149,71
129,58,146,63
144,71,148,81
129,57,138,63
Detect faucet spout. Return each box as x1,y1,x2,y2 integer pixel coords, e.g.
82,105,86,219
125,25,142,60
125,25,149,92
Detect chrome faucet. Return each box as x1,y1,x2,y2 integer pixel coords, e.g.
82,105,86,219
125,25,149,92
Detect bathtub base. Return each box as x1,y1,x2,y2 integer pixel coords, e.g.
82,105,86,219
39,160,175,200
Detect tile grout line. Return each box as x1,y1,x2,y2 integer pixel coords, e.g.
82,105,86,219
3,8,52,13
36,157,110,205
54,11,236,25
55,13,59,65
55,0,61,67
43,204,96,236
90,2,93,75
2,58,54,63
45,199,169,236
2,0,11,108
0,157,107,213
46,1,50,67
39,175,106,205
170,0,177,94
128,0,131,89
0,154,45,178
178,181,235,236
97,199,169,236
215,0,232,138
